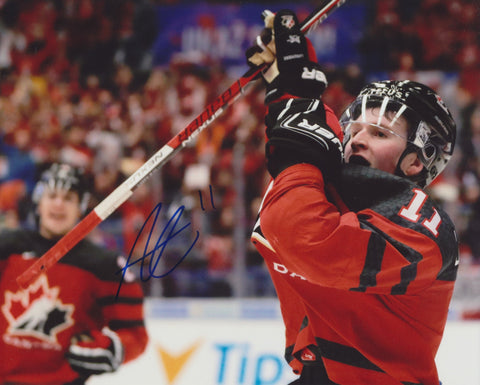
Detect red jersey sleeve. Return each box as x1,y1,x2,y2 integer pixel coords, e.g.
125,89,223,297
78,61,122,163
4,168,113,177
97,278,148,363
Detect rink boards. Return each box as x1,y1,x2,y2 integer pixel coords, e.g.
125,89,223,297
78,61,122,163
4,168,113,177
88,298,480,385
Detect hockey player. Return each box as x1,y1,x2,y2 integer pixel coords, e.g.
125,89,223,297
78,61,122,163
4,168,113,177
0,163,148,384
247,10,458,385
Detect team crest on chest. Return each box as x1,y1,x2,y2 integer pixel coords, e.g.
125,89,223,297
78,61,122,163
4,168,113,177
1,275,74,350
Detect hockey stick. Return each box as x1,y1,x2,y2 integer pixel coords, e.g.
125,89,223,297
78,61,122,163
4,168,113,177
17,0,347,288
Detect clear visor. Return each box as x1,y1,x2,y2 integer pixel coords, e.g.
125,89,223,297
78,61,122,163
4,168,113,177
340,95,438,169
342,121,408,142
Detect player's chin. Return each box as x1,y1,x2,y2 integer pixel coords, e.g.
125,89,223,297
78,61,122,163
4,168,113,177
346,155,371,167
43,220,73,238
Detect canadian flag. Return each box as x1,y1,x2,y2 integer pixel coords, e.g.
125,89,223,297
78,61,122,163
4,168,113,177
300,347,317,362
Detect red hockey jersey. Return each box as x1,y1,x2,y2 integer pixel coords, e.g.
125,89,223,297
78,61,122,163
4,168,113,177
0,229,148,384
252,163,458,385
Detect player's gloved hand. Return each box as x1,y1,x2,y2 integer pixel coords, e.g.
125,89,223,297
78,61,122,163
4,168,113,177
245,10,276,80
66,327,124,376
246,9,327,104
265,98,343,179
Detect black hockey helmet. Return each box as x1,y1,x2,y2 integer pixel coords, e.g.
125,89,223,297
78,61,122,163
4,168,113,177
32,163,90,213
339,80,456,186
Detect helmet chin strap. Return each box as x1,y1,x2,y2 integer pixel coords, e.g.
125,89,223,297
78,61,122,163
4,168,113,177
394,143,427,187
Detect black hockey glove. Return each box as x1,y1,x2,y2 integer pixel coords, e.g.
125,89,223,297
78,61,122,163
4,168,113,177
265,98,343,179
66,327,124,376
246,9,327,104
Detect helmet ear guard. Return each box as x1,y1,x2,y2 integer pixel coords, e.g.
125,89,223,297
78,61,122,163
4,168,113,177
340,80,456,187
394,142,431,188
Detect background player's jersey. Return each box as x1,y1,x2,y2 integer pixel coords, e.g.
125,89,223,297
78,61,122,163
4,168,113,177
252,163,458,385
0,229,147,385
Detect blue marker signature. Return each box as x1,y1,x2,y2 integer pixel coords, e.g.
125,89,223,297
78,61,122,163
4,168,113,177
116,202,199,298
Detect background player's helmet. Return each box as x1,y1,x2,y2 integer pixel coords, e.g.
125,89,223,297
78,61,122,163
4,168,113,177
339,80,456,187
32,163,90,213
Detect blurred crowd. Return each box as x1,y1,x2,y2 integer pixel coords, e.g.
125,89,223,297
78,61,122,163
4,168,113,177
0,0,479,300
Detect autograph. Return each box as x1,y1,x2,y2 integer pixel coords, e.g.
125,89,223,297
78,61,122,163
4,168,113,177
115,202,199,298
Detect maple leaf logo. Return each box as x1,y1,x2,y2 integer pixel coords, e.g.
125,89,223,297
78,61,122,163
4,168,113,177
2,275,74,346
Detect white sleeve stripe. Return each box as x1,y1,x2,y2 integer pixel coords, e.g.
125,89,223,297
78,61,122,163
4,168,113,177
68,359,113,372
69,345,114,360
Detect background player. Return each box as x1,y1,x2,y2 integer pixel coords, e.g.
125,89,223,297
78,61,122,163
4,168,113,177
248,9,458,385
0,163,148,385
